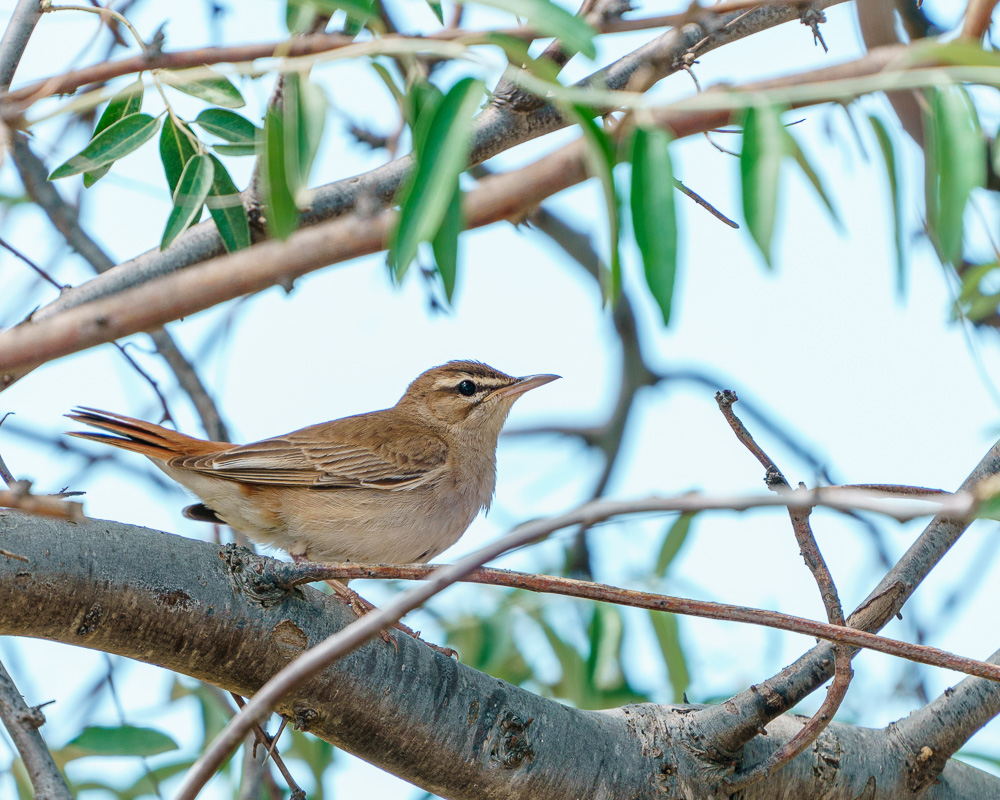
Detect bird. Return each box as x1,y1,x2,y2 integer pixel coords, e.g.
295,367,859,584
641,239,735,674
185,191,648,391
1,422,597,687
66,361,559,566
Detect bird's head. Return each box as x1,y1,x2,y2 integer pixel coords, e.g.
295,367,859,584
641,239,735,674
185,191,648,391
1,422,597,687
399,360,559,444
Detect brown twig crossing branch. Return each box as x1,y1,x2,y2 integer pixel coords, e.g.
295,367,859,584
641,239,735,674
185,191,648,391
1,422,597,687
716,389,852,792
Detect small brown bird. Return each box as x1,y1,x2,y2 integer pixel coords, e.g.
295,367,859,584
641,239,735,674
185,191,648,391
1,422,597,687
67,361,558,565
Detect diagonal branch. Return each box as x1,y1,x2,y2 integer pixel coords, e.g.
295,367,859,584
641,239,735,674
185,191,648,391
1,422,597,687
0,0,42,90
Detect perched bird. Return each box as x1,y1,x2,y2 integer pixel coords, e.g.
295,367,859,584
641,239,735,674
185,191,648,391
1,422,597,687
67,361,559,565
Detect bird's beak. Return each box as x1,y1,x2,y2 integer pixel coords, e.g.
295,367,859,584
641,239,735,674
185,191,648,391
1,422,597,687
489,373,561,401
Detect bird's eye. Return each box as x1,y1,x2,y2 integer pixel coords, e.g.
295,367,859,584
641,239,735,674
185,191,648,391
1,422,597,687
457,380,477,396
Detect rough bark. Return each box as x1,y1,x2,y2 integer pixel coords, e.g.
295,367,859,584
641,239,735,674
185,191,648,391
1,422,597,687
0,511,996,799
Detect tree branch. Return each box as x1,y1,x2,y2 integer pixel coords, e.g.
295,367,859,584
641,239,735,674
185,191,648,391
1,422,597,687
0,0,42,90
0,658,72,800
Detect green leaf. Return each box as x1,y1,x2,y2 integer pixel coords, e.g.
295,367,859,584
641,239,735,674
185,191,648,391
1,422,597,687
371,61,405,111
431,186,464,303
630,126,678,325
84,78,144,187
649,611,690,703
49,113,161,180
868,115,905,295
572,107,620,301
654,513,694,578
159,115,200,194
283,73,328,203
390,77,483,278
473,0,596,59
61,725,178,760
194,108,259,144
211,143,257,156
206,156,251,252
925,87,986,264
260,108,299,239
160,154,214,250
426,0,444,23
161,68,245,109
740,104,784,267
288,0,378,27
784,129,841,230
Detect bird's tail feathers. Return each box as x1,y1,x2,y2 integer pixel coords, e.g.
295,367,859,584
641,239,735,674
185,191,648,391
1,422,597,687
66,407,224,462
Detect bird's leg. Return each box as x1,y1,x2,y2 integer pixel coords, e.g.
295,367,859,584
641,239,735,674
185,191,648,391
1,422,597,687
290,556,456,657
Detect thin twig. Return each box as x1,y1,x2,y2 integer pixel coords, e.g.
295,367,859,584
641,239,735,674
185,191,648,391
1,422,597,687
113,343,173,424
0,0,43,90
674,181,740,228
0,659,72,800
0,236,66,291
229,694,305,800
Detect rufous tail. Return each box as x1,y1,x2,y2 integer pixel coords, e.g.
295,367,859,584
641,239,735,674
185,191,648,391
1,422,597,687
66,408,226,462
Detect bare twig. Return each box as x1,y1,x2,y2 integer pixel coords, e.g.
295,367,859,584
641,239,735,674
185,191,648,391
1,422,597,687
228,693,305,800
0,489,85,519
0,236,65,291
0,659,72,800
0,0,43,90
113,343,173,424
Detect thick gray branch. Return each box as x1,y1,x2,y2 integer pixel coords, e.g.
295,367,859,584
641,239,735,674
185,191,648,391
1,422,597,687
0,511,996,799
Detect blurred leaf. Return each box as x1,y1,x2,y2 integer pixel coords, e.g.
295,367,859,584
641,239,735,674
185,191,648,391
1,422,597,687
868,115,905,295
73,758,196,800
49,113,160,180
161,68,246,108
194,108,259,144
161,153,214,250
431,186,463,303
289,0,378,27
159,115,200,194
84,78,144,187
211,143,257,156
390,77,483,278
287,728,334,800
11,758,33,799
283,73,328,203
925,86,985,264
649,611,690,703
473,0,596,59
740,104,784,267
61,725,178,760
444,597,532,685
957,262,1000,321
170,678,233,743
207,156,251,252
573,108,620,301
655,513,695,578
426,0,444,23
784,129,841,230
260,107,299,239
630,126,678,325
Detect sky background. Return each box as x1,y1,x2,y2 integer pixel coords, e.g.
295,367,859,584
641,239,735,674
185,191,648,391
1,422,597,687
1,0,999,796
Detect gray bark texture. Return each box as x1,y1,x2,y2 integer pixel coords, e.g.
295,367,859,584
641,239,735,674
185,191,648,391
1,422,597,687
1,511,997,799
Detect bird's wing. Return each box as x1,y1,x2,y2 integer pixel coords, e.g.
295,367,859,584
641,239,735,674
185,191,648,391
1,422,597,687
169,421,449,489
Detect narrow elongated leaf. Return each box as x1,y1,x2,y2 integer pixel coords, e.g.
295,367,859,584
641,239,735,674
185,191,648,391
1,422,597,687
211,143,257,156
740,104,784,267
194,108,259,144
784,129,842,230
926,87,985,264
283,73,328,203
868,115,905,294
206,156,251,252
260,108,299,239
61,725,178,760
84,78,144,186
426,0,445,23
473,0,596,59
49,114,160,180
291,0,377,25
649,611,690,703
390,78,483,277
371,61,405,111
630,126,678,325
431,186,463,302
160,154,214,250
159,115,200,194
161,68,245,108
573,107,620,301
654,513,694,578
